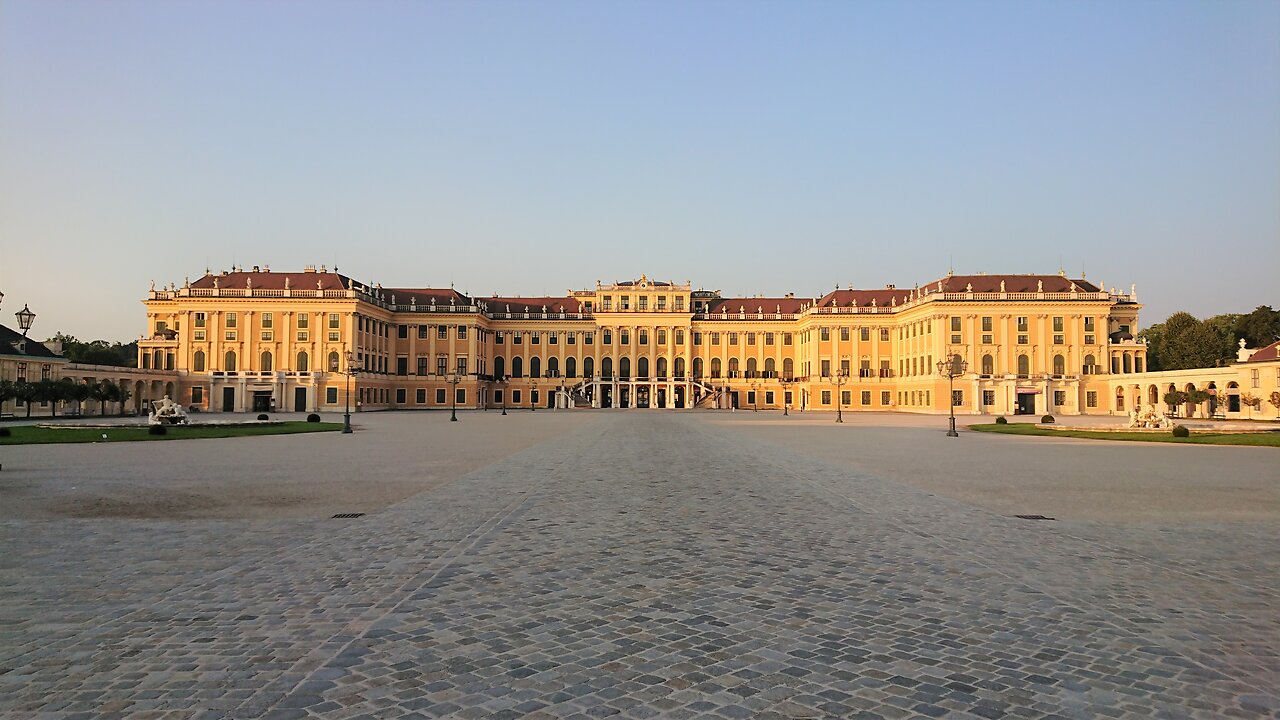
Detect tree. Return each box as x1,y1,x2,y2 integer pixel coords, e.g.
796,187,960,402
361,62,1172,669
1187,388,1211,418
1236,306,1280,349
12,381,38,418
1202,313,1243,363
1163,389,1187,414
1269,391,1280,418
62,379,91,416
1239,393,1260,419
114,382,131,416
88,381,110,416
1148,312,1229,370
45,332,139,367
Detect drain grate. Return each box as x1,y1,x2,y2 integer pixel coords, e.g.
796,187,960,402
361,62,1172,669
332,512,365,519
1014,514,1055,521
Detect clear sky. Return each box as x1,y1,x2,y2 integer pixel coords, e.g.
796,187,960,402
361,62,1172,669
2,0,1277,341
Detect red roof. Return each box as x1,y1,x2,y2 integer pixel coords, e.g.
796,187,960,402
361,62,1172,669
706,297,809,314
1246,341,1280,363
816,289,911,308
486,297,584,314
191,270,351,291
925,274,1099,294
389,288,472,305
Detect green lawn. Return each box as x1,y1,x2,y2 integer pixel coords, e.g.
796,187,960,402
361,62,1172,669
0,422,343,445
969,423,1280,447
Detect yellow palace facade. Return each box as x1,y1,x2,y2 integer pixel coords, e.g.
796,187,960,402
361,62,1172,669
138,266,1150,417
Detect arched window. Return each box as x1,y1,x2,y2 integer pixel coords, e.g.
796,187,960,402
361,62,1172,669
193,350,206,372
746,358,757,378
764,358,775,377
981,354,994,375
1083,354,1096,374
728,358,739,377
1149,385,1159,405
328,351,340,372
296,351,309,372
711,358,722,378
261,351,273,372
1115,386,1125,411
693,357,703,378
566,357,577,378
512,356,523,378
583,356,594,378
548,357,559,377
638,357,649,378
782,358,794,379
601,357,613,378
1053,354,1065,375
674,357,685,378
619,357,631,378
530,356,541,378
493,356,505,378
655,357,667,378
1016,354,1029,377
225,351,237,372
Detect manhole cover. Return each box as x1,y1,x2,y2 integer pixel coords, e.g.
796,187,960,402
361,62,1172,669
332,512,365,519
1014,514,1055,521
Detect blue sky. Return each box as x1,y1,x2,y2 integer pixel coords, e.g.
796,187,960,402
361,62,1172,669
2,0,1277,340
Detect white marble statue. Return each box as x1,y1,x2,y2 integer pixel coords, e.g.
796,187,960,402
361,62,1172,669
148,395,190,425
1126,404,1171,429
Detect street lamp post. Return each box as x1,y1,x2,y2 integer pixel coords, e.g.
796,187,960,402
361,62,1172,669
780,377,793,416
530,378,538,412
833,371,849,423
15,304,36,337
937,353,968,437
546,371,555,411
330,349,356,434
750,381,759,412
447,373,460,421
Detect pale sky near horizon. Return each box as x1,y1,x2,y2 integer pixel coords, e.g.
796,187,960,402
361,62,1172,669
2,0,1277,342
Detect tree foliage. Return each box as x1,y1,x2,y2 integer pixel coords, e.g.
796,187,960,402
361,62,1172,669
45,332,138,367
1141,306,1280,370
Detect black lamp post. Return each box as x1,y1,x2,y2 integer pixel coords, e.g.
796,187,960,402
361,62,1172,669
330,349,356,434
780,377,793,416
15,304,35,337
833,370,848,423
530,377,537,412
937,353,968,437
447,373,461,421
751,381,759,412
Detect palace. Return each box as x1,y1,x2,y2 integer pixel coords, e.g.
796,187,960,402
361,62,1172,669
133,266,1158,417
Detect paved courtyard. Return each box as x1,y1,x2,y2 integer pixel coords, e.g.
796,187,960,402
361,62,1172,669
1,411,1277,719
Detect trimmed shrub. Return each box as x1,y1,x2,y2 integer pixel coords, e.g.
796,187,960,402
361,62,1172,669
0,427,11,437
148,424,167,436
994,416,1008,425
257,413,269,421
1172,424,1190,438
1041,414,1055,424
306,413,321,423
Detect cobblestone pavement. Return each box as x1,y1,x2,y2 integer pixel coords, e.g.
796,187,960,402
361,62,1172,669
2,413,1277,719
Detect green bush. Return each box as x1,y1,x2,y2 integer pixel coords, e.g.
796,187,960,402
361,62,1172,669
306,413,321,423
148,424,167,436
1041,414,1055,424
0,427,10,437
994,416,1008,424
1172,425,1190,438
257,413,269,421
